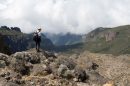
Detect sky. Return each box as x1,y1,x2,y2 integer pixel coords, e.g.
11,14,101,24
0,0,130,34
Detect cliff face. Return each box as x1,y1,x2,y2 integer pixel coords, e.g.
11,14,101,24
0,35,11,55
104,31,117,42
0,49,130,86
85,27,117,42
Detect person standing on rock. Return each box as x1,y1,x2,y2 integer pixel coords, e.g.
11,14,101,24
33,28,42,52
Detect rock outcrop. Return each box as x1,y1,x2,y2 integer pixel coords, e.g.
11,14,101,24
105,31,117,42
0,49,130,86
11,27,21,32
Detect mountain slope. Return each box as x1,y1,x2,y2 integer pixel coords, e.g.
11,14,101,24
60,25,130,55
0,26,55,54
84,25,130,55
0,34,11,55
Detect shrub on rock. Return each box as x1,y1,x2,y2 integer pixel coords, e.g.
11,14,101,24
56,56,76,70
74,66,89,82
10,58,30,75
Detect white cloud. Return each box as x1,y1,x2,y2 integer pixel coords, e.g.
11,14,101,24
0,0,130,34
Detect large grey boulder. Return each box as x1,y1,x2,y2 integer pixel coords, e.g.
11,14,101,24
58,64,68,77
56,56,76,70
57,64,74,79
0,53,9,66
12,52,40,64
10,57,30,75
0,60,6,68
31,64,52,76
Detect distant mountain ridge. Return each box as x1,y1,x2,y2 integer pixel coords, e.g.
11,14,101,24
1,25,130,55
45,32,83,46
65,25,130,55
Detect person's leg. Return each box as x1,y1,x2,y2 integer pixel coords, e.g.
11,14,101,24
37,41,40,52
36,41,38,51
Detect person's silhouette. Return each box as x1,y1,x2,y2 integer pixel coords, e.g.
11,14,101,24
33,28,42,52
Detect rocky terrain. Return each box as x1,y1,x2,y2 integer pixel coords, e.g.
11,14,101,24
0,49,130,86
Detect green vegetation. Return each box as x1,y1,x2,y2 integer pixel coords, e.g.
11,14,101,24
85,25,130,55
62,25,130,55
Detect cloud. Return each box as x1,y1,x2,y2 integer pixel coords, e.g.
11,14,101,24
0,0,130,34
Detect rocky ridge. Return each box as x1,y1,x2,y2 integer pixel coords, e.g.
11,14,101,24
0,49,130,86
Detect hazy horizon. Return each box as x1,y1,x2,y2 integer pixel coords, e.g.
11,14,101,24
0,0,130,34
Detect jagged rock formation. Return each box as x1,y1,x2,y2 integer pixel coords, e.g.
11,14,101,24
0,26,10,31
0,49,130,86
0,26,21,32
10,27,21,32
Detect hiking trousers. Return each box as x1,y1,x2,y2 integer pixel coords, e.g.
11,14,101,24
36,41,40,52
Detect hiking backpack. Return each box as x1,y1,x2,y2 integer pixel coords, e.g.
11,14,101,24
33,32,38,41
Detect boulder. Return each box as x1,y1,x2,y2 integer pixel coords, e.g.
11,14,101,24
56,56,76,70
0,53,9,65
0,60,6,68
86,71,107,85
57,64,68,77
12,52,40,64
74,67,89,82
64,70,74,79
0,53,9,61
31,64,52,76
57,64,74,79
49,62,58,76
10,58,30,75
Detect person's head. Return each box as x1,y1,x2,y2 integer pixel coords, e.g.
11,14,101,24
38,28,42,32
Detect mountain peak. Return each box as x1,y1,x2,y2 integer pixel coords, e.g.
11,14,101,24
0,26,21,32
